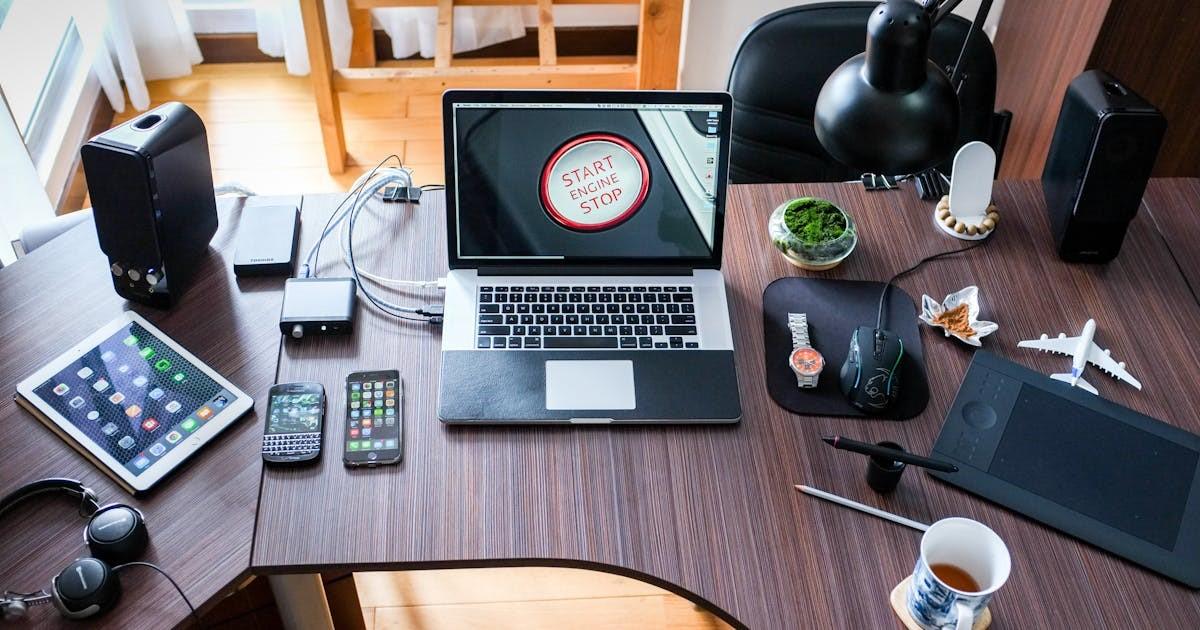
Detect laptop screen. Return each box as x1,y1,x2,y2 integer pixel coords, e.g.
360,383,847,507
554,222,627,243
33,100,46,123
447,95,729,266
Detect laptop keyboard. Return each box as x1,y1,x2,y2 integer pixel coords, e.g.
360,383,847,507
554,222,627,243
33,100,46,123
476,284,699,350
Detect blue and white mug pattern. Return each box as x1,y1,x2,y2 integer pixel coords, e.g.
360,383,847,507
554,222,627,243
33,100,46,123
906,555,992,629
905,517,1010,630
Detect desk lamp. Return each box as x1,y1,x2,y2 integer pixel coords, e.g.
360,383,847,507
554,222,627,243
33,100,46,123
815,0,993,175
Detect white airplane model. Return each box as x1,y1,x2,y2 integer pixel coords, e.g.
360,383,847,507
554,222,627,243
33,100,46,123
1017,318,1142,394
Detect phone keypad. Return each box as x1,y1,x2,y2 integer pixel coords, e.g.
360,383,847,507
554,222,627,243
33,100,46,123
263,432,321,455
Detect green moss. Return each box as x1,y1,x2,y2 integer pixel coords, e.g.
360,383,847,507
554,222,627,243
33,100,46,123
783,198,846,245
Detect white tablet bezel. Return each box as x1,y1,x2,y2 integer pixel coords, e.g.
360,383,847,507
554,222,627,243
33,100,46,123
15,311,254,493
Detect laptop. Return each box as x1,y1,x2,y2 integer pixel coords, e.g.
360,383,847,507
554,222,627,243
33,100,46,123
437,90,741,424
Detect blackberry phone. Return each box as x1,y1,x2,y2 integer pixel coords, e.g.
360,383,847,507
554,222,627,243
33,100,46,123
262,382,325,464
343,370,402,467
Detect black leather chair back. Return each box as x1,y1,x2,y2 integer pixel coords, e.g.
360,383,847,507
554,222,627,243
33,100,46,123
727,2,1004,183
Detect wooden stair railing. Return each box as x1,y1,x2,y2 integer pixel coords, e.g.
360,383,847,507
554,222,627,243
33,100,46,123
299,0,685,173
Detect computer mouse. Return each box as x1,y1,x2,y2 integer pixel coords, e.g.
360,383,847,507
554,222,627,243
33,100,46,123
839,326,904,413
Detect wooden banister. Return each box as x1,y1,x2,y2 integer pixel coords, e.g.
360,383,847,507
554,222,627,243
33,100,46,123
302,0,685,174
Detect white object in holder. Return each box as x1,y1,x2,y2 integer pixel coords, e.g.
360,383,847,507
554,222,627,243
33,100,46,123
934,141,997,241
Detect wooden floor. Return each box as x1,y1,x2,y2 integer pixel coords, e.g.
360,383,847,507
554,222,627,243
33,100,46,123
109,62,446,196
112,61,728,630
355,568,729,629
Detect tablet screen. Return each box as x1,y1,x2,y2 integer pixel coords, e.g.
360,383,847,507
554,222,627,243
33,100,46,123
31,320,238,477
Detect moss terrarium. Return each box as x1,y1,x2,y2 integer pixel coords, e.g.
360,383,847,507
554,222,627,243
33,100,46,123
768,197,857,270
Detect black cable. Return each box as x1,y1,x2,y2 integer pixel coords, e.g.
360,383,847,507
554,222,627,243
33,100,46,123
311,154,402,276
876,240,987,330
112,562,199,625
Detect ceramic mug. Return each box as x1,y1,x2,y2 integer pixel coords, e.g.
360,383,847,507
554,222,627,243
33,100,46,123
906,517,1011,630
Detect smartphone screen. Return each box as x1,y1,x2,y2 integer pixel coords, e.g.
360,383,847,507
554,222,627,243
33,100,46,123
264,382,324,464
344,370,402,466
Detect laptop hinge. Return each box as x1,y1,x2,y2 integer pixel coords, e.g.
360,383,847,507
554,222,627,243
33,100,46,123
477,265,695,277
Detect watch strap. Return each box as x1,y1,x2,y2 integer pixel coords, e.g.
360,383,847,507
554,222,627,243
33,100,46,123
788,313,811,349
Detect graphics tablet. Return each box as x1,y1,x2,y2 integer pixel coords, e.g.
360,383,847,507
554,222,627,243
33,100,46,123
15,311,253,494
931,351,1200,588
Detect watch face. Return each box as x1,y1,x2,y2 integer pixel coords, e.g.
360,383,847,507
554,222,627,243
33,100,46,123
790,347,824,376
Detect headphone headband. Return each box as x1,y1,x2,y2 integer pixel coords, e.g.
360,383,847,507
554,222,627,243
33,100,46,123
0,478,100,521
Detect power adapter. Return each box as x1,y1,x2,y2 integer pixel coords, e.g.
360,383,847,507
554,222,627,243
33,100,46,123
279,277,357,339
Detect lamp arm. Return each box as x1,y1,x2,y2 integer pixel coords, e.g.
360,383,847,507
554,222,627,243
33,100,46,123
947,0,993,90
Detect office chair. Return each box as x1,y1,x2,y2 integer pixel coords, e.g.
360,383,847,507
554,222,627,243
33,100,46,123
726,2,1012,184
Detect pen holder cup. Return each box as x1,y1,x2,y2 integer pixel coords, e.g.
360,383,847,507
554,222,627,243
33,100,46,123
866,441,907,494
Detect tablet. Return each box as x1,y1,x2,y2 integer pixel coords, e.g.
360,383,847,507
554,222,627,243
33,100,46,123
931,351,1200,588
15,311,253,494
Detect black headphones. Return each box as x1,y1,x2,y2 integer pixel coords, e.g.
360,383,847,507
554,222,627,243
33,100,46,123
0,478,148,621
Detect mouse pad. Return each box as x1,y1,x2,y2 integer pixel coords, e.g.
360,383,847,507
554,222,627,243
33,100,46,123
763,278,929,420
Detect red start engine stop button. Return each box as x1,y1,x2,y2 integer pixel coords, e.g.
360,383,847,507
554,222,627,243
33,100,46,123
540,133,650,231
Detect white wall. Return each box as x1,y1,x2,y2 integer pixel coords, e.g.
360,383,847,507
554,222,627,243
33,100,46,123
679,0,1005,90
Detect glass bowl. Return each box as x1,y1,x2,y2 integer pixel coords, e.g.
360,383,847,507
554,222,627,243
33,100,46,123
768,198,857,270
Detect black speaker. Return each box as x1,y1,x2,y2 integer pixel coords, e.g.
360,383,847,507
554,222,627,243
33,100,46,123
81,102,217,307
1041,70,1166,263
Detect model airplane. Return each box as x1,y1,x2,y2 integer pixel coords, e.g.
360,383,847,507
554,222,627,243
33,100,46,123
1017,318,1141,394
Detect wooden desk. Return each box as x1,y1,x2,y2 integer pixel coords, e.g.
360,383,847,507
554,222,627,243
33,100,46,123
3,181,1199,628
254,181,1200,628
0,197,293,629
1144,178,1200,298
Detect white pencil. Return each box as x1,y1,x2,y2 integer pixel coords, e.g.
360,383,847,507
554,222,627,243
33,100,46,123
795,484,930,532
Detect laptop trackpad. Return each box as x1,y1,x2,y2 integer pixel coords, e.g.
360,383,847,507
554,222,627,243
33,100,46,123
545,360,636,410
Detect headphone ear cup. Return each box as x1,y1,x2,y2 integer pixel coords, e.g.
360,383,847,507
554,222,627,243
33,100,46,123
85,504,148,565
51,558,121,620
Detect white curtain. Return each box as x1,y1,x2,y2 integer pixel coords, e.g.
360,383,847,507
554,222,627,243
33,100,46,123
81,0,203,113
254,0,526,75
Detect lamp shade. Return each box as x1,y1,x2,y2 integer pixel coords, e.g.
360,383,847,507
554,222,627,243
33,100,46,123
814,0,959,175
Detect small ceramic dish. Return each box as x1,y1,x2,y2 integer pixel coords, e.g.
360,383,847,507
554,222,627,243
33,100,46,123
920,286,997,347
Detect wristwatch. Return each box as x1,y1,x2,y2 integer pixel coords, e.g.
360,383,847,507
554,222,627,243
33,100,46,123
788,313,825,388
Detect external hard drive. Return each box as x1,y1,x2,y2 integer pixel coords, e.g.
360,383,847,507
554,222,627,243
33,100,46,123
234,204,300,277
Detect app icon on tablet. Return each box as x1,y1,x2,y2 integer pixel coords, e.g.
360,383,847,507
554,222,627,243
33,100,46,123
154,359,171,372
86,411,100,421
139,347,155,360
77,367,94,379
101,422,119,436
149,388,165,400
133,456,150,470
133,376,148,387
165,401,181,413
172,373,186,383
53,384,70,396
123,335,138,346
196,406,213,420
101,351,116,362
68,396,85,409
165,430,183,444
93,379,110,392
148,443,166,457
109,392,125,404
140,417,158,431
117,436,135,449
118,365,130,374
126,405,142,418
181,418,198,432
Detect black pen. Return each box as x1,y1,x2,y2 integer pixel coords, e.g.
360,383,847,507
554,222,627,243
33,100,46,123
822,436,959,473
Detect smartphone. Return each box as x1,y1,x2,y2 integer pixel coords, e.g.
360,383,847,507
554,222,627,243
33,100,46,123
343,370,402,467
262,382,325,465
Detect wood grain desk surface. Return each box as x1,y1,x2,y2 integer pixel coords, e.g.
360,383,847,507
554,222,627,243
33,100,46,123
254,180,1200,629
3,181,1199,629
0,197,294,629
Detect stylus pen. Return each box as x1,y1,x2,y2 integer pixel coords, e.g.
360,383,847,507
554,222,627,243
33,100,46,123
822,436,960,473
795,485,930,533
